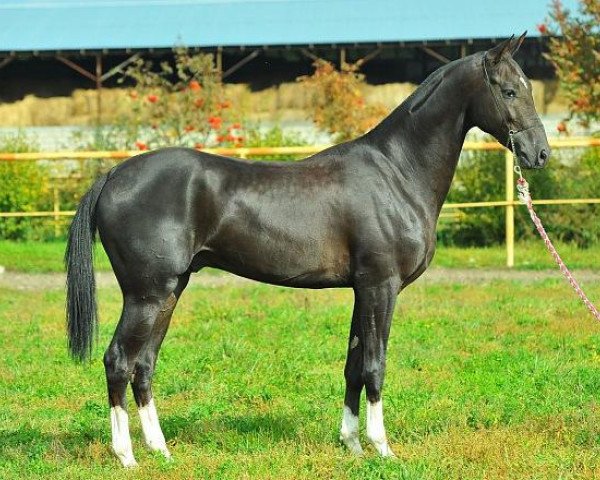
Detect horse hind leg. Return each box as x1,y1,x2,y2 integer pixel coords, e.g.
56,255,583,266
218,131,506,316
103,275,185,467
131,274,189,459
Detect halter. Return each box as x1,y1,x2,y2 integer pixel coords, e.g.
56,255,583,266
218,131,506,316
482,52,538,177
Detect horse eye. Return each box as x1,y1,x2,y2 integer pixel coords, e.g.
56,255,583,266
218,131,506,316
503,89,516,99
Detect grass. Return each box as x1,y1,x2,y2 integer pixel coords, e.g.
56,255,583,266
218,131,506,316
2,276,600,478
0,240,112,273
1,240,600,273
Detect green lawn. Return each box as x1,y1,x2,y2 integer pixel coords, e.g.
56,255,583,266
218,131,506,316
1,239,600,273
0,240,112,273
2,277,600,479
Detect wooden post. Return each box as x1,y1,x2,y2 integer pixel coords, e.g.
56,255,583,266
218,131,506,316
340,47,346,68
53,185,60,238
96,54,102,125
216,47,223,80
505,149,515,267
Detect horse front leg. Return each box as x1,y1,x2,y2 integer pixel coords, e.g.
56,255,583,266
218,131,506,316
340,304,365,455
341,276,399,457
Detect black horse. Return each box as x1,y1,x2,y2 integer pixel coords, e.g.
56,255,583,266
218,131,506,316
66,34,550,466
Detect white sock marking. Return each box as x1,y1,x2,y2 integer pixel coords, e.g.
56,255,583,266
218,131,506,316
340,405,363,455
138,398,171,458
110,406,137,467
366,400,395,457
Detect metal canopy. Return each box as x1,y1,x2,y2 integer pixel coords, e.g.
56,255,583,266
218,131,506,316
0,0,578,54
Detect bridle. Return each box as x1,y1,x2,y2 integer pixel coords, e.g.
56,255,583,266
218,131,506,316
482,52,539,165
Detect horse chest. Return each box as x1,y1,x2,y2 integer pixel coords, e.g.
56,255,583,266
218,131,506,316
384,209,437,285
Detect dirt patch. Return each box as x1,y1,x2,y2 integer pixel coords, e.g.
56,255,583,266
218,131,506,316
1,268,599,292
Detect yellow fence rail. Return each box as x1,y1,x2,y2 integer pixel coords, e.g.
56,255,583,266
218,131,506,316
1,137,599,267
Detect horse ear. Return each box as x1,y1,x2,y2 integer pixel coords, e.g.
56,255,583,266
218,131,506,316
511,31,527,56
487,35,514,64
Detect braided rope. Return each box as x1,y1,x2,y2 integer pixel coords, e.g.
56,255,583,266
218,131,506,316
516,176,600,321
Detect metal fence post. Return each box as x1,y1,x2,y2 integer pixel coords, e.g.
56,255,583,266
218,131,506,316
505,149,515,267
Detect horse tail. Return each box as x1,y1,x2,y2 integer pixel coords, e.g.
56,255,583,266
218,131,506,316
65,172,110,362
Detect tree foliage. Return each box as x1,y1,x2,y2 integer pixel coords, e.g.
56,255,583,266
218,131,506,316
298,60,388,143
541,0,600,128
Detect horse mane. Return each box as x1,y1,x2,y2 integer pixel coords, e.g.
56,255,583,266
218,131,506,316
368,55,474,138
403,57,470,114
406,69,445,113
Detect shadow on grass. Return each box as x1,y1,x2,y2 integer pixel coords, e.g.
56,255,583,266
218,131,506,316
163,411,299,451
0,423,106,463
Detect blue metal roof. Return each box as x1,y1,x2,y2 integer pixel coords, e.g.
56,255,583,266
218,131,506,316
0,0,579,53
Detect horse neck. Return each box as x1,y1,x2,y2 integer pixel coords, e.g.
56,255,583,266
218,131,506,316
367,56,478,213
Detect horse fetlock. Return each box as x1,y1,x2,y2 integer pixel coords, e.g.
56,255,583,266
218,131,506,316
366,400,396,458
340,405,364,455
139,399,170,458
110,406,137,467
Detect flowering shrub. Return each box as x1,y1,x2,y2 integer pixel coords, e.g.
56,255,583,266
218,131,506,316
541,0,599,129
298,60,388,143
121,48,246,150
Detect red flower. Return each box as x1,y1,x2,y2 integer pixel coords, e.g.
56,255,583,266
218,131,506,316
189,80,202,91
195,142,204,149
208,116,222,129
225,133,236,142
129,90,138,99
236,136,244,144
556,121,567,133
537,24,547,35
216,135,226,143
194,98,204,108
219,101,231,109
184,125,195,132
231,122,242,129
135,141,148,150
147,94,158,103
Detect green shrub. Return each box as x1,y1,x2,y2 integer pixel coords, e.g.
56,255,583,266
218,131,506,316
0,132,53,240
245,126,309,161
522,145,600,247
440,149,506,246
440,144,600,247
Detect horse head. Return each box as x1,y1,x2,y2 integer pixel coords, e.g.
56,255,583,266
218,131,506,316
470,33,551,169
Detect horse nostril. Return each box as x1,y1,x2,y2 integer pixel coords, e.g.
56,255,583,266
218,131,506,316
539,149,548,161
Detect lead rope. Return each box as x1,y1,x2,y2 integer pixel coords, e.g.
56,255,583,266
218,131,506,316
509,131,600,321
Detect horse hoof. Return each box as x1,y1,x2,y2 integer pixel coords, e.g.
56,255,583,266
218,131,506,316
119,456,138,468
112,447,138,468
340,435,364,456
372,441,397,458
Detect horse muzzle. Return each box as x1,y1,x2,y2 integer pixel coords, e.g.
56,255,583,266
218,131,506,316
511,126,551,170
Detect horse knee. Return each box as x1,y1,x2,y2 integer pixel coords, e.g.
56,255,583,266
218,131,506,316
131,358,155,406
363,363,386,403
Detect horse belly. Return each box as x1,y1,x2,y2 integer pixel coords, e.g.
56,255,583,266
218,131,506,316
199,212,351,288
